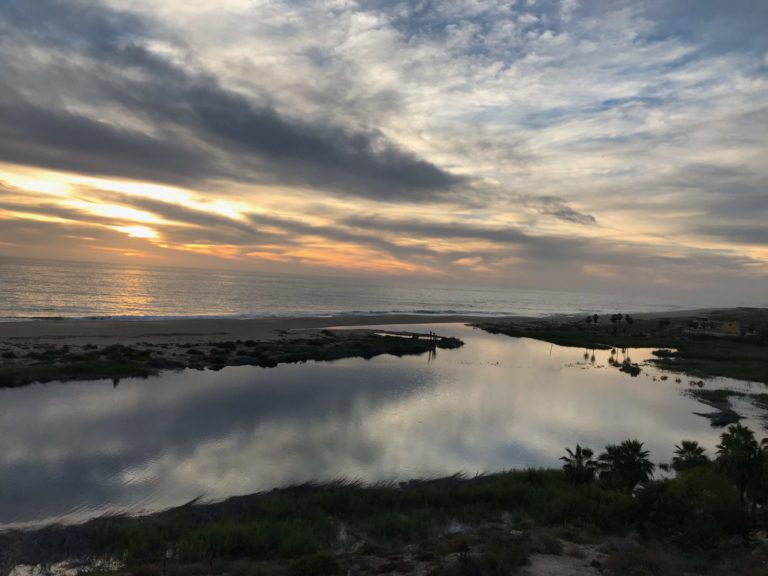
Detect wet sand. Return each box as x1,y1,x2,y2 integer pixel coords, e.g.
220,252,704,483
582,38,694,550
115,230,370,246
0,314,522,346
0,307,734,346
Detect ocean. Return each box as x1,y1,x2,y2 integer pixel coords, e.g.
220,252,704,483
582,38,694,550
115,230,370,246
0,256,682,320
0,257,761,527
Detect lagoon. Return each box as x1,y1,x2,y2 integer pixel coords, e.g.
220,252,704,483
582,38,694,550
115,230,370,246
0,323,762,528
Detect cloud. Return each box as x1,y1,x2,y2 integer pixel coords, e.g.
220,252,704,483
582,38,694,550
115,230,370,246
0,0,464,201
0,0,766,300
532,197,597,225
107,192,449,262
696,225,768,247
0,100,214,186
341,212,765,276
640,0,768,55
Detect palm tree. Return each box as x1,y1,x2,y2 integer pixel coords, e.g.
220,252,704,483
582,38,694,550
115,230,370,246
624,314,634,335
672,440,709,472
561,444,598,484
751,439,768,513
598,439,655,492
716,423,759,510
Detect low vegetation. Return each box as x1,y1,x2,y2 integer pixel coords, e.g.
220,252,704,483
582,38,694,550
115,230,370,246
0,331,463,388
652,339,768,384
5,427,768,575
476,307,768,384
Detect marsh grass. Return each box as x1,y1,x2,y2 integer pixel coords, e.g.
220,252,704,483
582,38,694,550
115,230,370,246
0,333,464,389
4,470,635,568
5,466,759,575
478,320,768,384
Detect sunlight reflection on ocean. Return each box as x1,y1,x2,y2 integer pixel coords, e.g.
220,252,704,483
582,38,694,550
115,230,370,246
0,257,680,320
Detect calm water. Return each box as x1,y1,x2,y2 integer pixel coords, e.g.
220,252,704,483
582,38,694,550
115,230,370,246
0,257,680,320
0,323,763,528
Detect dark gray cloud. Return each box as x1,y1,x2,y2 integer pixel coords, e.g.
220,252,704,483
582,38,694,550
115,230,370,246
0,198,105,224
696,225,768,246
533,197,597,225
184,84,462,199
342,214,592,263
0,99,214,186
341,213,765,275
0,0,463,201
245,212,437,259
0,217,124,248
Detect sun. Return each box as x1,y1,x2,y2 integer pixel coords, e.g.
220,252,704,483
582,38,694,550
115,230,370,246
112,225,158,239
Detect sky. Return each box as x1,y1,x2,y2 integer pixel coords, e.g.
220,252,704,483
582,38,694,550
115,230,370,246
0,0,766,302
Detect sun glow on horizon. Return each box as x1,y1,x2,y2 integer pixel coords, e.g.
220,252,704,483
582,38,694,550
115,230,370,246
112,225,158,239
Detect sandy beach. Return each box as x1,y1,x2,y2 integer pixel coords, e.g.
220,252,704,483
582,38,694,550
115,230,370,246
0,308,730,346
0,314,520,346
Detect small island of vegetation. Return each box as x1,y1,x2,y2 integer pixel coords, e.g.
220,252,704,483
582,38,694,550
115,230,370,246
0,330,463,389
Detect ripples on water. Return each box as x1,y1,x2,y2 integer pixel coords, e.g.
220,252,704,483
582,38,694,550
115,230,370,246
0,257,679,320
0,324,762,528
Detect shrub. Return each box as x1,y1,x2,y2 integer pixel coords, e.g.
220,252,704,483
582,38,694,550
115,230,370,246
636,467,748,548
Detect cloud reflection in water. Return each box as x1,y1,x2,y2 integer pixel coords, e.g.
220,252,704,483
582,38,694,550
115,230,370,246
0,324,759,527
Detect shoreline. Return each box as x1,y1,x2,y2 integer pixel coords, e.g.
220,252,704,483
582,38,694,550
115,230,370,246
0,314,514,346
1,307,764,389
0,307,741,346
2,308,767,573
474,307,768,387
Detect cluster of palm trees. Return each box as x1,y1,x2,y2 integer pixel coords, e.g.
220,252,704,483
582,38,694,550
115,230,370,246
562,423,768,511
560,439,654,492
584,313,635,334
673,424,768,514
